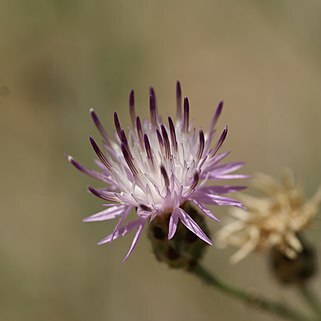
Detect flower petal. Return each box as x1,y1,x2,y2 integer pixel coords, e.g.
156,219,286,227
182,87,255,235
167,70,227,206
211,174,250,180
168,208,180,239
110,207,132,241
191,199,220,222
83,205,129,222
88,186,119,202
208,101,223,134
97,219,142,245
209,162,245,175
68,155,112,183
176,207,213,245
197,185,247,195
122,219,146,262
194,193,245,209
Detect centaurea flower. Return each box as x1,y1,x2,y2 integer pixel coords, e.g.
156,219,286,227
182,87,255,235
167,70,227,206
68,82,247,261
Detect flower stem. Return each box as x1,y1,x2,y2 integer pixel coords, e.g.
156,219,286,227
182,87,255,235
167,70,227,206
299,284,321,319
189,264,312,321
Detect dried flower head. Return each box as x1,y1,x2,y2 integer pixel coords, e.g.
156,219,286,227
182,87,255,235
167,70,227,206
217,169,321,263
68,82,247,261
270,235,317,284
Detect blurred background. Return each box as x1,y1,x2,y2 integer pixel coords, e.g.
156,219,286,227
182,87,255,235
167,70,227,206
1,1,321,320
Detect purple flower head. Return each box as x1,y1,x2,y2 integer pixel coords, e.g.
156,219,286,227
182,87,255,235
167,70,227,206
68,82,248,261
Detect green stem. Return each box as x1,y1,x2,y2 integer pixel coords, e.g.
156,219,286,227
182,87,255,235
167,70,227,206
299,285,321,319
189,264,312,321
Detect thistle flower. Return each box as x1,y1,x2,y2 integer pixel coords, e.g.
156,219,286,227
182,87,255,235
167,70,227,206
68,82,247,261
217,170,321,263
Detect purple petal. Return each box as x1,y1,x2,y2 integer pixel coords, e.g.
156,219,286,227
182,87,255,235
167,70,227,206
201,151,232,178
168,117,178,151
168,208,179,239
129,90,136,127
90,109,112,145
210,126,228,157
149,87,158,127
89,137,112,171
110,207,132,241
136,116,144,148
197,185,247,195
183,97,190,133
176,81,182,120
67,155,112,183
83,205,128,222
210,162,245,175
191,199,220,222
88,186,119,202
212,174,250,180
114,112,122,138
194,193,245,209
196,130,205,161
97,218,142,245
208,101,223,133
122,219,145,262
205,151,231,169
177,207,213,245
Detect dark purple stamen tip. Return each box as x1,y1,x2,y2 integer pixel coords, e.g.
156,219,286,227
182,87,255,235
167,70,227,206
90,109,110,144
190,171,199,191
211,126,228,157
129,90,136,126
221,126,228,139
156,129,164,148
121,143,138,176
216,101,224,116
149,90,157,127
67,155,82,171
89,137,112,171
114,112,122,138
120,130,133,158
88,186,100,197
161,124,171,159
209,101,224,132
197,130,205,160
90,108,100,126
144,134,154,164
160,165,170,189
168,117,178,152
176,81,182,120
183,97,190,133
176,81,182,98
120,130,128,146
150,86,156,98
88,186,117,202
136,116,144,148
130,90,135,107
139,204,152,211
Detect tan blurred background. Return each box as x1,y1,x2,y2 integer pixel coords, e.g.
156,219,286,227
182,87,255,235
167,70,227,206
1,1,321,320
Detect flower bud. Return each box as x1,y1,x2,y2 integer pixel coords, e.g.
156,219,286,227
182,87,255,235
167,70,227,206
147,201,211,269
269,235,317,285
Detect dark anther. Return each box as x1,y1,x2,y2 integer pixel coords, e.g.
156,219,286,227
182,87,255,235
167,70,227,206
183,97,190,133
114,112,122,138
129,90,136,126
210,126,228,157
176,81,182,120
